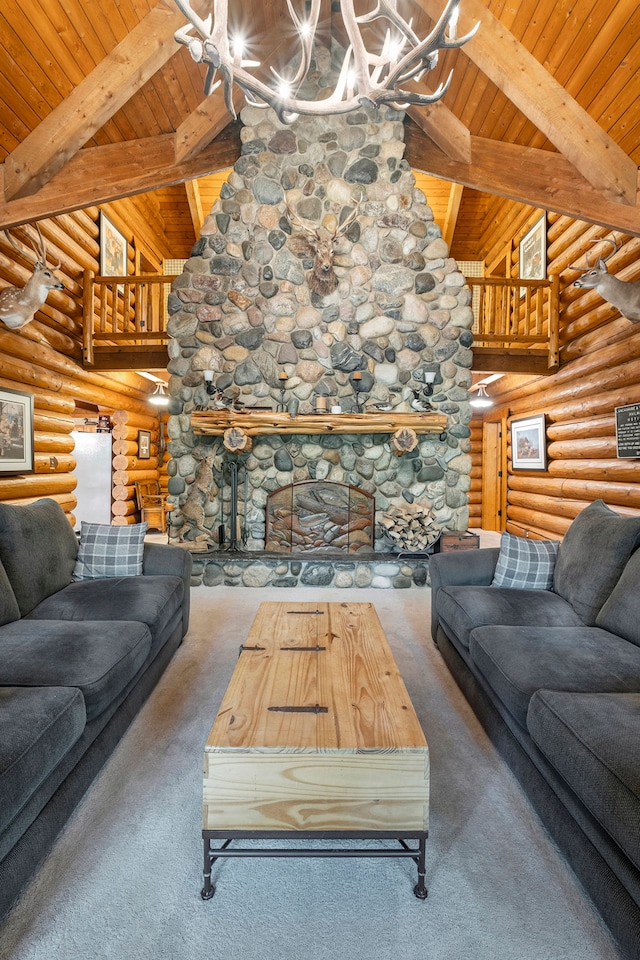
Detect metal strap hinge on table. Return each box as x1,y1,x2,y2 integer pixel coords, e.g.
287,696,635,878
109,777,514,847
267,704,328,714
279,645,326,651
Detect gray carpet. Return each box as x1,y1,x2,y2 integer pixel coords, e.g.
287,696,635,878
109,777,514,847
0,586,623,960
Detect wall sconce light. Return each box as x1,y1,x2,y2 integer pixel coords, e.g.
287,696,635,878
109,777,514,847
469,383,494,409
148,382,169,407
423,370,437,396
203,370,216,395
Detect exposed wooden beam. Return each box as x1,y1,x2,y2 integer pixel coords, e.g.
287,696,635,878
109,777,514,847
414,0,638,208
0,126,242,230
407,104,471,165
3,5,186,203
404,123,640,238
443,182,464,249
176,87,245,164
184,179,204,235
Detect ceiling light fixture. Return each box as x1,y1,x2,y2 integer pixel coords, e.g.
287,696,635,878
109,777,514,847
173,0,478,123
148,382,170,407
469,383,493,409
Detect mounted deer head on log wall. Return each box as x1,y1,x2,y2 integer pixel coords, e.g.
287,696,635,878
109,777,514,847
0,225,64,330
570,236,640,323
286,204,360,297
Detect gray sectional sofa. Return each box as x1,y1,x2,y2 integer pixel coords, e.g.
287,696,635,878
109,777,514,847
0,498,192,923
430,499,640,960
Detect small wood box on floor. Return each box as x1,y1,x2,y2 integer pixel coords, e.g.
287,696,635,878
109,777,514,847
438,531,480,552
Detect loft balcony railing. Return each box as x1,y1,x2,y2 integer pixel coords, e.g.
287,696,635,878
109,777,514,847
82,272,177,370
465,275,560,374
82,272,559,375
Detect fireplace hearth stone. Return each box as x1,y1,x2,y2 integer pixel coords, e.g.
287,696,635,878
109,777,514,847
189,550,431,589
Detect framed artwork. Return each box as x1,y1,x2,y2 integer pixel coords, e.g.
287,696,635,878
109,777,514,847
137,430,151,460
519,214,547,297
0,387,34,474
100,211,128,277
511,414,548,472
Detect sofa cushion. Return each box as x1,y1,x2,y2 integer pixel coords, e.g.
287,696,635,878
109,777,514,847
0,559,20,627
73,522,148,580
0,619,152,721
527,690,640,873
469,625,640,729
29,575,184,657
0,686,86,835
595,548,640,648
492,532,559,590
437,585,583,650
553,500,640,625
0,499,78,616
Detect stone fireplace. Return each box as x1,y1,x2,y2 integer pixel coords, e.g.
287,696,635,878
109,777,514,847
164,66,473,588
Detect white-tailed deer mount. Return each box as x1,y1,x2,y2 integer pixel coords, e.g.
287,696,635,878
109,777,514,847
0,225,63,330
570,236,640,323
286,204,359,297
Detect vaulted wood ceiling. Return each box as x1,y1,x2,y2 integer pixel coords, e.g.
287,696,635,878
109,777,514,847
1,0,638,259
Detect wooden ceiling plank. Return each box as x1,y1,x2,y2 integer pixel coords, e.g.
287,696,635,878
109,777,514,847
405,124,640,238
413,0,638,208
3,4,186,202
0,127,241,230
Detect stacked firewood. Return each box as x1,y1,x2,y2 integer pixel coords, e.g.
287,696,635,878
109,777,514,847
378,503,441,552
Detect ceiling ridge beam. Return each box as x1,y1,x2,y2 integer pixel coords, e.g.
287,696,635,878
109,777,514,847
3,4,186,203
414,0,638,208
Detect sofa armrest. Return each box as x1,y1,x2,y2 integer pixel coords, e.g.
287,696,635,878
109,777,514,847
429,547,500,643
142,542,193,638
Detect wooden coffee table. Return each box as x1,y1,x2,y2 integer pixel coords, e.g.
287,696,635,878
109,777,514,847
201,601,429,899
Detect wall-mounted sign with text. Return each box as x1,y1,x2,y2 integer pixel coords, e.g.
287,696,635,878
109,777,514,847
615,403,640,458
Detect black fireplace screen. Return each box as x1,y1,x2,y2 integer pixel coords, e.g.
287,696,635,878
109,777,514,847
265,481,375,554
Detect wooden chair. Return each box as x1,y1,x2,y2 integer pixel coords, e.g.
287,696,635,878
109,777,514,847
135,480,166,533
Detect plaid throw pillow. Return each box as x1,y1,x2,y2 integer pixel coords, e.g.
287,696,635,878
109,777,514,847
73,522,148,580
491,532,559,590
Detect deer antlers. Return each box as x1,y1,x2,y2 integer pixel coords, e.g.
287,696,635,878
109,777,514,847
569,235,619,273
173,0,479,123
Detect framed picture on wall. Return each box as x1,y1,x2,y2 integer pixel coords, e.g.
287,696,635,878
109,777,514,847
0,387,34,474
511,415,547,471
137,430,151,460
519,214,547,297
99,211,128,277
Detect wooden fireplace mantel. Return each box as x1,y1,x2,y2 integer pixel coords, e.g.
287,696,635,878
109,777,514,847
191,409,448,438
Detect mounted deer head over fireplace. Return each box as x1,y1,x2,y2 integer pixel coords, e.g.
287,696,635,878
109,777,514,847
286,203,360,297
570,236,640,323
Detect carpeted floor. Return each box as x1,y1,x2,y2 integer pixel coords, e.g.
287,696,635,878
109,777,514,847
0,585,624,960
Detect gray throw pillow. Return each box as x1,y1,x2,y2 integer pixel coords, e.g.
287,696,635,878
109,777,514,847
492,532,559,590
73,522,148,580
553,500,640,625
596,548,640,647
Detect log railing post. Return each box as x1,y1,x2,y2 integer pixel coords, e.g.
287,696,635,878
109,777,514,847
82,269,95,367
548,274,560,370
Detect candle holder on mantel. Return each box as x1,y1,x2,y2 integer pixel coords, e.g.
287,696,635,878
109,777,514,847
276,371,288,412
351,371,367,413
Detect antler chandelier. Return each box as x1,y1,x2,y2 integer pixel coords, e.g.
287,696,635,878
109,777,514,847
173,0,478,124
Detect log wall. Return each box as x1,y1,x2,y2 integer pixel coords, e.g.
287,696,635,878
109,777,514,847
464,206,640,540
0,199,172,524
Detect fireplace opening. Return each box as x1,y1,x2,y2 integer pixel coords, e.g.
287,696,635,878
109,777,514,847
265,481,375,554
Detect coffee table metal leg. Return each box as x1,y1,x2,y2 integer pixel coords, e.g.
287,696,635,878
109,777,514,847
413,836,428,899
201,838,215,900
